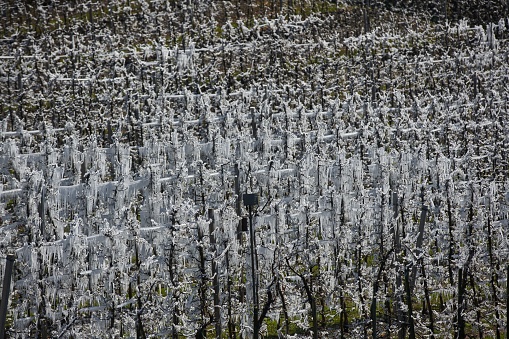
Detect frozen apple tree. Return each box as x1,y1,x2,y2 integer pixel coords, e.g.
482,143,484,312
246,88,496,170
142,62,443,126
0,0,509,338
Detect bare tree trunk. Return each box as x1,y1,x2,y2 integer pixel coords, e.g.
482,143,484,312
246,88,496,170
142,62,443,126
404,268,416,339
421,263,435,338
276,279,289,336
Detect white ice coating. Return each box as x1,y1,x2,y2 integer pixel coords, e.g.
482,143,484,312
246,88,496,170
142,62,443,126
0,15,507,339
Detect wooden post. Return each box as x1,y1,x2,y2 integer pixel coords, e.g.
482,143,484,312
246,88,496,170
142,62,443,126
243,194,259,339
457,268,465,339
234,164,242,240
371,287,377,339
392,192,404,339
411,206,428,293
0,254,15,339
39,185,46,240
209,209,222,338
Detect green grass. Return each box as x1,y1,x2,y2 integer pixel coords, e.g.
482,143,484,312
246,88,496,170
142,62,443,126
264,316,308,338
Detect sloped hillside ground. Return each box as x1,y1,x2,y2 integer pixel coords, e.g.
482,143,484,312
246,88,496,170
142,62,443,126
1,0,509,338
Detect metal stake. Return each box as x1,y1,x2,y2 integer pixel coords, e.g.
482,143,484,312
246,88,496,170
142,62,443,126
0,254,15,339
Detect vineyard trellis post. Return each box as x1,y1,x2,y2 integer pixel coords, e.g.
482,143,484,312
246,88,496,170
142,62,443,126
209,208,222,338
457,268,465,339
243,193,259,339
392,190,406,339
0,254,15,339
